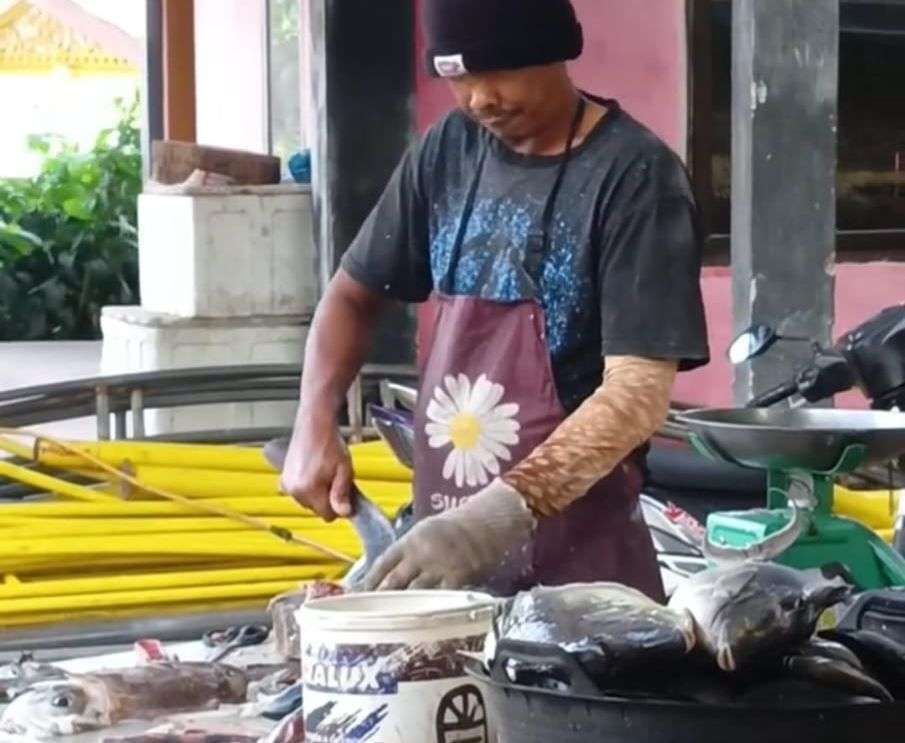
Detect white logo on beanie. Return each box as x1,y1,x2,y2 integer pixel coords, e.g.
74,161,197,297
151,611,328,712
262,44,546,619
434,53,468,77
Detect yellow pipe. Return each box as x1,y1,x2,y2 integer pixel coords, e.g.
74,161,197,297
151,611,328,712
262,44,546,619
0,579,328,616
0,497,315,519
0,429,355,564
352,458,412,482
34,440,275,473
63,455,411,486
0,511,385,538
0,565,335,599
64,465,412,503
0,517,331,538
0,460,114,503
34,438,405,475
0,494,407,519
0,532,349,561
0,436,32,460
0,529,362,556
68,465,282,500
356,480,412,503
8,557,303,579
0,597,298,629
5,556,264,576
834,486,898,530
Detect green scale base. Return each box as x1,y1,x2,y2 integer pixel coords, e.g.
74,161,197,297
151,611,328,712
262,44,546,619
691,436,905,590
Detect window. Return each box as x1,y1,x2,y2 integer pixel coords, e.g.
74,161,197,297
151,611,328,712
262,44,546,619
690,0,905,260
267,0,303,180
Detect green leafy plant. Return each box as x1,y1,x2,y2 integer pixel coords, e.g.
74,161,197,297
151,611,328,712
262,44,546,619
0,93,142,340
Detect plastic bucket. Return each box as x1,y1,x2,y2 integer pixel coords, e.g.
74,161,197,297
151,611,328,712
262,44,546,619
298,590,497,743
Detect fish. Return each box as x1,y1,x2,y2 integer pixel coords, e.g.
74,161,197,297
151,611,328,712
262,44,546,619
378,381,418,412
259,683,302,721
246,667,298,703
263,438,396,591
105,735,259,742
269,581,344,661
782,654,893,702
0,662,248,739
792,637,864,670
668,562,852,672
737,677,880,707
819,628,905,700
488,583,696,685
0,655,67,701
368,405,415,470
258,706,304,743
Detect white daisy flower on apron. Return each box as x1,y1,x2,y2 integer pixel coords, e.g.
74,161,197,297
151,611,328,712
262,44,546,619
425,373,521,488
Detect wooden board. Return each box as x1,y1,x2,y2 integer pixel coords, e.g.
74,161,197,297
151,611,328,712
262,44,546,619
151,140,281,186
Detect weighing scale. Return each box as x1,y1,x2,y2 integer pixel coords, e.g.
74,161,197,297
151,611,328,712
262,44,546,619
677,408,905,589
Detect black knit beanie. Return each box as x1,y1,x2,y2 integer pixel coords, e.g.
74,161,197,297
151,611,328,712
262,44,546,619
424,0,583,78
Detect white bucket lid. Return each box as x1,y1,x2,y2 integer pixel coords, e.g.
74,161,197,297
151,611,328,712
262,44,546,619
297,590,498,632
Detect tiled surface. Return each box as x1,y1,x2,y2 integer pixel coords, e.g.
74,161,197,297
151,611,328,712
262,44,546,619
0,341,102,439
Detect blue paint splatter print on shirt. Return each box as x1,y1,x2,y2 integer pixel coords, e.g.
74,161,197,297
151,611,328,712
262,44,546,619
342,96,710,411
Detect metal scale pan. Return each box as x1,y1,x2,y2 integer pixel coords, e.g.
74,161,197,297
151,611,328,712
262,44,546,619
675,408,905,473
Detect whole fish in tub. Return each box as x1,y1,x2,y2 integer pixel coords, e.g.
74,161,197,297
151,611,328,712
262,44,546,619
668,562,852,672
0,662,248,739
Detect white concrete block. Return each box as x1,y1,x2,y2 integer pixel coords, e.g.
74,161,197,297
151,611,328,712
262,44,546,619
138,185,319,319
100,307,309,437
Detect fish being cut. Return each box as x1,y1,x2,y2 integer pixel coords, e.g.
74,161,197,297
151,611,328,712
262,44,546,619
0,662,248,739
262,438,396,592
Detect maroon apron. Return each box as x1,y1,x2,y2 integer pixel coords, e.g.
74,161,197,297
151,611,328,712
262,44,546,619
412,100,665,601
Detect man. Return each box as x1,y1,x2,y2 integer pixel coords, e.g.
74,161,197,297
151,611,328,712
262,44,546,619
279,0,709,601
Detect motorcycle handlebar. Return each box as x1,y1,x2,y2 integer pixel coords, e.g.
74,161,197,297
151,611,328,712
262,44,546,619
745,379,801,408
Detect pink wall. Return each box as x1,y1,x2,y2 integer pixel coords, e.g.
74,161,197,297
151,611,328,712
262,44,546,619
414,0,688,155
567,0,687,157
411,0,905,409
673,265,905,409
413,0,690,363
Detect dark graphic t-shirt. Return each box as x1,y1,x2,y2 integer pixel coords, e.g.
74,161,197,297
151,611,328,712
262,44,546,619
342,96,710,412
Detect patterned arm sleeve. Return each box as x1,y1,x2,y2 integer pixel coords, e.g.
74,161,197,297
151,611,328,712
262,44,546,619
502,356,676,517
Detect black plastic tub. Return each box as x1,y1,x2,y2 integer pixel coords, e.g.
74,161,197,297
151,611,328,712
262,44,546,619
464,646,905,743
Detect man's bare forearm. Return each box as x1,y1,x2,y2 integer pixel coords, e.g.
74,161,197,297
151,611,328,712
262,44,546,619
297,269,390,425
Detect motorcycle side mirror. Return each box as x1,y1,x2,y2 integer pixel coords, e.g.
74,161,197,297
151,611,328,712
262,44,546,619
728,324,778,364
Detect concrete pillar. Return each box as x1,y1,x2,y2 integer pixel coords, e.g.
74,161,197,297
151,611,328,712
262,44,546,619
731,0,839,405
307,0,417,366
140,0,163,182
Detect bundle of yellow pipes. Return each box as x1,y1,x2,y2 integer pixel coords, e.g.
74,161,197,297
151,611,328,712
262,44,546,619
0,433,413,629
0,430,898,630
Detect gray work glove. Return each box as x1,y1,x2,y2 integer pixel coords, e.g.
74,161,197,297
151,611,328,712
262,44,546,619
362,479,536,591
